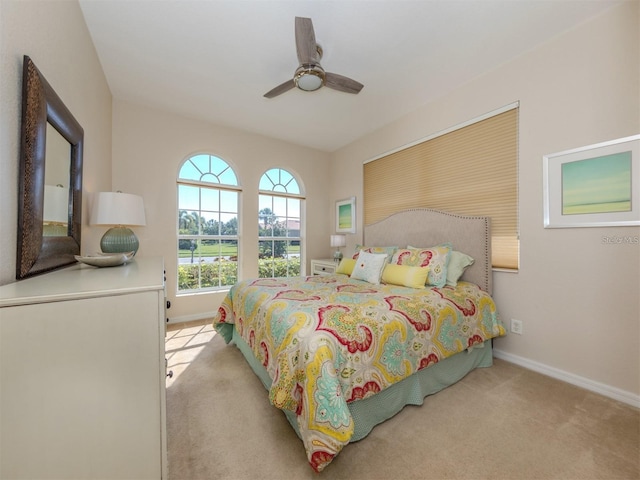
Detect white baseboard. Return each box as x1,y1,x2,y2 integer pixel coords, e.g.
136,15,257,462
167,311,217,325
493,349,640,409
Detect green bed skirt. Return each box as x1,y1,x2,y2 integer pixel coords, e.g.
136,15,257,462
229,326,493,442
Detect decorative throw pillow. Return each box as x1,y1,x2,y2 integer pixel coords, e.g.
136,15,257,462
391,243,452,287
350,250,388,284
446,251,475,287
352,245,397,262
336,258,356,275
381,264,429,289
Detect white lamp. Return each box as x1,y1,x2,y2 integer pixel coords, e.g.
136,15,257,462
43,184,68,224
90,191,146,255
43,184,69,237
330,234,347,262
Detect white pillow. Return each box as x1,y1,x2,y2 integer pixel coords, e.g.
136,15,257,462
350,250,388,284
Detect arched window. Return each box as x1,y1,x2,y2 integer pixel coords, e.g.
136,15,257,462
258,168,304,278
177,154,240,292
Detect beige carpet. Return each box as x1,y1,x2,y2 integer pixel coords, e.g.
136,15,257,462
166,323,640,480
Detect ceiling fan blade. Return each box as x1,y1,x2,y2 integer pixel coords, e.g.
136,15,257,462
324,72,364,94
295,17,318,65
264,79,296,98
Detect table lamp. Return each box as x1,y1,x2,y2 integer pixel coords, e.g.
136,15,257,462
90,191,146,255
43,184,69,236
330,234,346,262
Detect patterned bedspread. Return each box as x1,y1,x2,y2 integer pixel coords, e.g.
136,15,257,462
213,274,505,472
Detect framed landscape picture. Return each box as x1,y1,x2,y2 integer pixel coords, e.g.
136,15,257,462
336,197,356,233
543,135,639,228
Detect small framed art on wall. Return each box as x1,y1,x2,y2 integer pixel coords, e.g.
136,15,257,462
543,135,639,228
336,197,356,233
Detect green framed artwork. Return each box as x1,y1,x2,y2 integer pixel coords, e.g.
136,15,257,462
543,135,639,228
336,196,356,233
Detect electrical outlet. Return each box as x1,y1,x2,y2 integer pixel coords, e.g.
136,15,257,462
510,319,523,335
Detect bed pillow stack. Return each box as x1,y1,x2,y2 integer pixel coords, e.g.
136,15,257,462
405,245,475,287
390,243,452,287
338,243,475,288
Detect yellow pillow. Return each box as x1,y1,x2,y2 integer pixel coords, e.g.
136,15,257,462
382,264,429,289
336,258,356,275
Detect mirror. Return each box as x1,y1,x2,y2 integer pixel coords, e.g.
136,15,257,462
17,56,84,279
43,124,71,237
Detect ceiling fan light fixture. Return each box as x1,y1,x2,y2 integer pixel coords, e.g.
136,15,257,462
263,17,363,98
294,65,325,92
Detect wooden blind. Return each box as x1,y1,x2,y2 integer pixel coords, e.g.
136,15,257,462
364,107,519,269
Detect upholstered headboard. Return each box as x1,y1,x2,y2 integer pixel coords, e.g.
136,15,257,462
364,208,492,294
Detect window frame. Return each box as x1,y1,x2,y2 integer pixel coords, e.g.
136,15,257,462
177,154,241,293
258,168,305,278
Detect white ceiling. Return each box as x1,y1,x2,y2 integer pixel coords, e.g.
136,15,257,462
78,0,622,153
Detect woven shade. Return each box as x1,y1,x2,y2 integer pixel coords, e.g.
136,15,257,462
364,107,519,269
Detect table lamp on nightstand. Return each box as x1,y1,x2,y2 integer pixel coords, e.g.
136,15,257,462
330,234,346,262
90,191,146,255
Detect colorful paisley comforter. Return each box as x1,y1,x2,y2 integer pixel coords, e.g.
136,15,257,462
213,274,505,472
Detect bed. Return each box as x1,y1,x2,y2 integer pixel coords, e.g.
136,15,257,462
213,208,506,472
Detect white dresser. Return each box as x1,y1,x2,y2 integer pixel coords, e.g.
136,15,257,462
0,257,167,479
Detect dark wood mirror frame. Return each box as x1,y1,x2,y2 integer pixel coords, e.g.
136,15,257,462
17,56,84,279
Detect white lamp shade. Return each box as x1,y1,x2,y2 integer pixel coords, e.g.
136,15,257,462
43,185,68,223
90,192,146,226
330,234,346,248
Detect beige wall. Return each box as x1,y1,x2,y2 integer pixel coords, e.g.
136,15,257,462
110,100,332,321
331,2,640,401
0,0,112,285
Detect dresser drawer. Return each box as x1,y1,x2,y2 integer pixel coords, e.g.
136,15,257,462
311,259,337,275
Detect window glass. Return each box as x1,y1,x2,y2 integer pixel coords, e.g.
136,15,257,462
177,155,240,292
258,168,303,278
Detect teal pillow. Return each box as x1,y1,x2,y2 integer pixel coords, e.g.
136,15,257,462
446,251,475,286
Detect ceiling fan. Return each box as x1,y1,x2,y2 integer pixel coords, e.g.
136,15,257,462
264,17,364,99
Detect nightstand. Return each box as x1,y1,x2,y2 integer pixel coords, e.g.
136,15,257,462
311,259,338,275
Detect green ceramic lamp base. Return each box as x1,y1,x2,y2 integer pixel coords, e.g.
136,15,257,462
100,226,139,256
